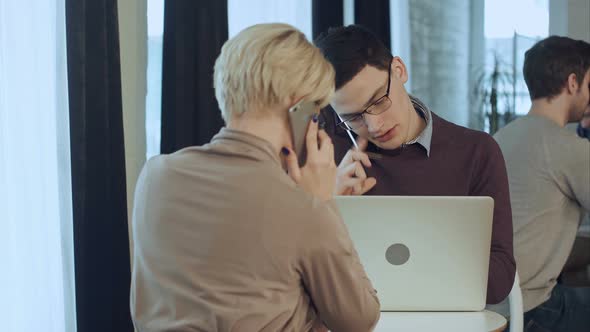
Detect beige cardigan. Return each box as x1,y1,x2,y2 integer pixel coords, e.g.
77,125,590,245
130,128,380,332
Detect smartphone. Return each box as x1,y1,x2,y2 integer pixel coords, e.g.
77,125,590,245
288,100,319,166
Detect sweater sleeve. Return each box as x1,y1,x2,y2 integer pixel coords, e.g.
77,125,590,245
298,201,381,332
470,134,516,304
549,136,590,211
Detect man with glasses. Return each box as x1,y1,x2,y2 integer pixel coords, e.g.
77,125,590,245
315,25,515,304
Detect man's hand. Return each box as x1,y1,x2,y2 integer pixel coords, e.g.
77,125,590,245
581,109,590,128
283,115,337,202
335,137,377,195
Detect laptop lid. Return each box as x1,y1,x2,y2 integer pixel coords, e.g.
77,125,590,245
334,196,493,311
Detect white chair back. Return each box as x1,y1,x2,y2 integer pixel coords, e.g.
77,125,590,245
508,271,523,332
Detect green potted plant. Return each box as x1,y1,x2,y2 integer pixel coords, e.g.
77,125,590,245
472,53,517,135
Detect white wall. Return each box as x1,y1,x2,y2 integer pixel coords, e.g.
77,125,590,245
118,0,148,257
550,0,590,42
469,0,485,130
409,0,472,126
568,0,590,42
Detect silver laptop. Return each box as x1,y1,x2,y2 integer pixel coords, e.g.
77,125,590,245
334,196,493,312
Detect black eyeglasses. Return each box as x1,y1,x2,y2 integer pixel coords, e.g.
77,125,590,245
336,58,393,130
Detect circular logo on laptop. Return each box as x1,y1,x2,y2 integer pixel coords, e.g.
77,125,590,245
385,243,410,265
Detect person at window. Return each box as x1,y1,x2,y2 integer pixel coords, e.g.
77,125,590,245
130,23,380,332
494,36,590,331
314,25,515,304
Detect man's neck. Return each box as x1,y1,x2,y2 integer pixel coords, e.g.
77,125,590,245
406,97,427,143
528,97,571,127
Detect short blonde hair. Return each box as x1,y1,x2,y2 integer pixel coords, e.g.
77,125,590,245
214,23,335,121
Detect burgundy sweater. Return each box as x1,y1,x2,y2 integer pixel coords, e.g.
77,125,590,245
321,108,516,304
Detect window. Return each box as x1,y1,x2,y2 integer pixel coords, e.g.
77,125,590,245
228,0,312,40
484,0,549,118
146,0,164,159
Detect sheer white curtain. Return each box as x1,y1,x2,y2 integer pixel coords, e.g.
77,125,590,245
146,0,164,160
228,0,312,40
0,1,76,332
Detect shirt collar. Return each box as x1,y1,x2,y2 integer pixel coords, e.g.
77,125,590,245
406,95,433,157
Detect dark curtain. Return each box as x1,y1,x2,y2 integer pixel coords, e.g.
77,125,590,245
65,0,133,331
312,0,344,40
160,0,228,153
355,0,391,49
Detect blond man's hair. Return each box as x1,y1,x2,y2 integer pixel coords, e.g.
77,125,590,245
214,23,335,121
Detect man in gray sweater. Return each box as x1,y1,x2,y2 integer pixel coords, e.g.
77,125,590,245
494,36,590,331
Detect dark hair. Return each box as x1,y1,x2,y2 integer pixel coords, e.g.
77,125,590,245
523,36,590,100
314,25,392,90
